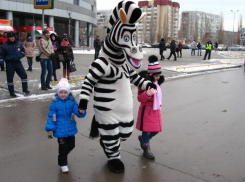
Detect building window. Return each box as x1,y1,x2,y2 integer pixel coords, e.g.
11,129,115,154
73,0,79,5
91,5,94,11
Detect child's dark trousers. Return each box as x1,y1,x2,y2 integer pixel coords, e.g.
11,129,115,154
57,135,75,166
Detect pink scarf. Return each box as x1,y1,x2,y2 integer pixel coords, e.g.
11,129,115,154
153,81,162,110
61,40,70,47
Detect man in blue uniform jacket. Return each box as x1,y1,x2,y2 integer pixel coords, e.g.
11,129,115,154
0,32,30,97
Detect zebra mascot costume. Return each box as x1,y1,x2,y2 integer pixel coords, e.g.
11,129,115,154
79,0,156,173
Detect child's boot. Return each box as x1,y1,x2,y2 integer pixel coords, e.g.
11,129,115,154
61,166,69,173
143,145,155,160
138,135,146,150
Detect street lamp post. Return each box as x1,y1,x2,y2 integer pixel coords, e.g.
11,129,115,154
231,10,239,46
67,8,72,36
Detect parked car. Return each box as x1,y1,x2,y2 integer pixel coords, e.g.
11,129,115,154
229,45,244,51
217,44,228,51
141,43,151,48
165,43,170,49
183,44,190,49
151,43,159,48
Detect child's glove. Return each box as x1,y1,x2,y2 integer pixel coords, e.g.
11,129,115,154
146,87,157,97
78,108,85,114
47,131,53,139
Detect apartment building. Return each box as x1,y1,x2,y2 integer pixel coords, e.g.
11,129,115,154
179,11,220,43
137,0,180,43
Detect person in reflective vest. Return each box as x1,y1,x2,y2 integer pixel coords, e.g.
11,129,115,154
203,41,212,60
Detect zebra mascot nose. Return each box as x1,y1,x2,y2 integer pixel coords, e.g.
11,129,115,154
131,47,138,54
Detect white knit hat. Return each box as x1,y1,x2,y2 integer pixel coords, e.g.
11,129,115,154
57,78,70,94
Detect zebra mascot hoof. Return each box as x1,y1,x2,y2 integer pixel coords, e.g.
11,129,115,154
79,0,151,173
107,159,125,173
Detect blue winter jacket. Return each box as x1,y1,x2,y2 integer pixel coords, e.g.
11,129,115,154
45,93,86,138
0,40,25,62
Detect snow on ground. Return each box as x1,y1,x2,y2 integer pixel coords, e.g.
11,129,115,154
165,61,241,73
72,49,148,55
165,51,245,73
73,49,95,54
0,90,83,108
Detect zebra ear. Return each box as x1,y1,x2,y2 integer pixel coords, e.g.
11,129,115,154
135,12,147,24
119,8,127,24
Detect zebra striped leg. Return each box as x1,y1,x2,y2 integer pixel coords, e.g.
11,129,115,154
98,119,134,159
119,120,134,142
99,128,121,160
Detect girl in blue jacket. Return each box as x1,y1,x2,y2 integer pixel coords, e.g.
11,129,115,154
45,78,86,173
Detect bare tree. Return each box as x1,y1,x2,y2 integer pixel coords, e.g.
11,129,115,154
201,15,213,43
193,17,199,41
218,12,224,44
149,9,156,43
237,14,243,45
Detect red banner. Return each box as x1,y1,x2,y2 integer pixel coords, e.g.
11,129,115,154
19,26,53,31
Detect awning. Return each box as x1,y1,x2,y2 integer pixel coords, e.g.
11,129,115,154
0,26,17,33
35,30,56,35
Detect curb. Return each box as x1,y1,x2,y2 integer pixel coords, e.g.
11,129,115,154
185,65,242,74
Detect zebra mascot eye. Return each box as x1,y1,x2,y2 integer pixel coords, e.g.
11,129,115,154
124,35,130,42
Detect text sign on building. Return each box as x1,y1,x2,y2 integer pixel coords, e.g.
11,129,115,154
33,0,54,9
240,33,245,40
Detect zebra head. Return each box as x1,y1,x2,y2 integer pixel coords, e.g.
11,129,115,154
104,0,146,70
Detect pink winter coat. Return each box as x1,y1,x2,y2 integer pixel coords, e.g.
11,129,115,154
136,88,162,132
23,40,36,57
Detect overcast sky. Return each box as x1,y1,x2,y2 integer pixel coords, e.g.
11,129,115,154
97,0,245,31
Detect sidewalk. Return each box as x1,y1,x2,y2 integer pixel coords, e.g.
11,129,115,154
0,48,243,100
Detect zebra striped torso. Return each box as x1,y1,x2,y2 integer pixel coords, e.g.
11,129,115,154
80,55,148,125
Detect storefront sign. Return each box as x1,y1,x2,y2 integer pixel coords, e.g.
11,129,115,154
33,0,54,9
19,26,53,31
0,19,12,26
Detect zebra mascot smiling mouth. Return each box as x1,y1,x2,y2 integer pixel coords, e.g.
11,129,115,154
79,0,156,173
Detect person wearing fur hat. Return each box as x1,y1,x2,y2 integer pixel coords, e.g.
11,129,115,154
136,55,164,160
23,34,36,71
57,38,74,80
0,32,30,97
45,78,86,173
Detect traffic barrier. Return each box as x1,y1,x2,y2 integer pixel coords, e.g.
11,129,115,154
176,63,231,70
50,78,85,84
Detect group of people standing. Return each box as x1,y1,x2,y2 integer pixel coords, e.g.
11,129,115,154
190,40,214,60
190,40,203,56
0,30,74,96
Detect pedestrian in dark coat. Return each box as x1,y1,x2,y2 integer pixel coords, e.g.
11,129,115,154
50,33,60,81
0,32,8,71
197,41,202,56
58,38,74,80
56,33,61,46
94,35,101,60
215,41,218,52
159,38,166,60
0,32,30,97
167,39,177,61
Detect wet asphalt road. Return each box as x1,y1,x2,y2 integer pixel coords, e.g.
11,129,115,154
0,69,245,182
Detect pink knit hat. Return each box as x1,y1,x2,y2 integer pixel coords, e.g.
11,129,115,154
57,78,70,94
148,55,162,74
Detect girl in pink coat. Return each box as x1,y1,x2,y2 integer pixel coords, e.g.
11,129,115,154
136,55,165,160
